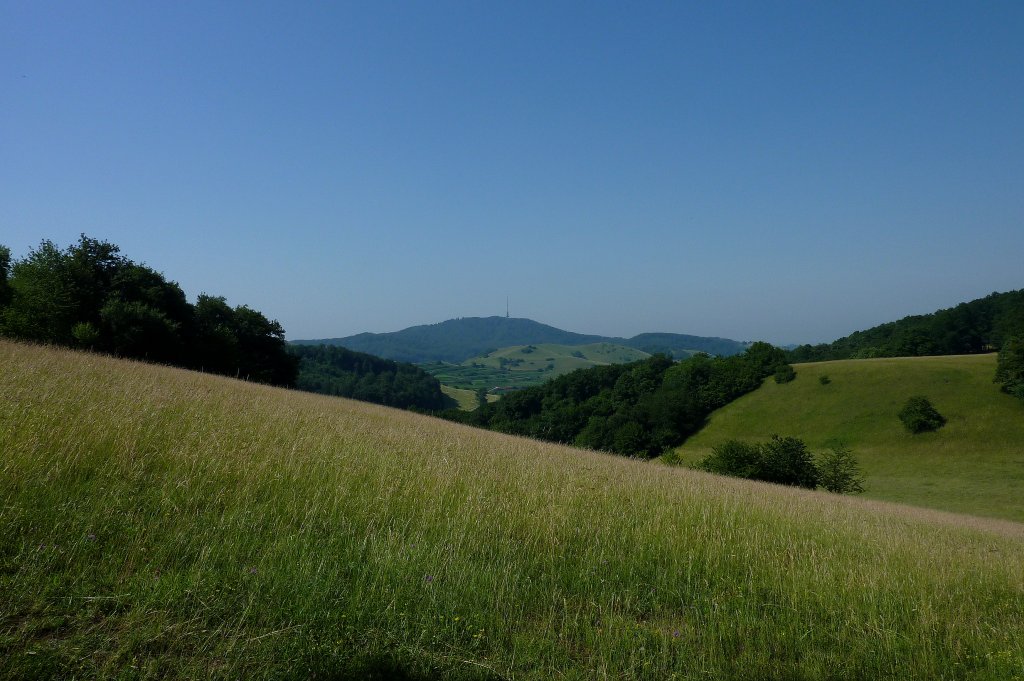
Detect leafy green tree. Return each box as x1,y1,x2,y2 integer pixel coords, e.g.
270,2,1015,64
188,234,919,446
698,437,862,494
100,299,182,362
774,365,796,383
698,440,762,479
0,244,11,309
898,396,946,433
758,435,819,488
994,336,1024,402
71,321,101,349
1,239,76,342
192,294,241,374
816,445,865,494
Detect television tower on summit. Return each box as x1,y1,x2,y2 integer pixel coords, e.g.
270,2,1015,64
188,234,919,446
506,297,509,318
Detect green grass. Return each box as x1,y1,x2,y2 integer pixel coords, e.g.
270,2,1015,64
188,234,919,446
440,384,499,411
673,354,1024,522
422,342,650,392
3,341,1024,679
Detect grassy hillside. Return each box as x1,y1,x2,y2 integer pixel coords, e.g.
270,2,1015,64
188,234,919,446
422,343,651,393
3,341,1024,679
673,354,1024,522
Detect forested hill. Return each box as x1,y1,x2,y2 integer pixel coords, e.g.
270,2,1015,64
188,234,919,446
442,342,791,458
789,289,1024,362
625,332,748,359
290,344,451,411
295,316,748,363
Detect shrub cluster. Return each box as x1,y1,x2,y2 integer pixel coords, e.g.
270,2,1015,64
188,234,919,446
898,396,946,433
994,336,1024,402
698,436,865,494
774,365,796,384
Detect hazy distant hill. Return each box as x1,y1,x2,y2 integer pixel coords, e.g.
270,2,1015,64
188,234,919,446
623,332,749,359
293,316,748,363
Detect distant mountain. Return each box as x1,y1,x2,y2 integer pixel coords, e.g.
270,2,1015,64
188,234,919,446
788,289,1024,362
622,333,748,359
292,316,748,363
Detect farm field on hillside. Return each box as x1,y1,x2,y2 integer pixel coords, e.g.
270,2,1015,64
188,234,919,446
421,342,650,393
674,354,1024,522
2,341,1023,679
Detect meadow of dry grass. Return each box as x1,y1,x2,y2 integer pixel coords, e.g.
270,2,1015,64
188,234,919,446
2,340,1023,679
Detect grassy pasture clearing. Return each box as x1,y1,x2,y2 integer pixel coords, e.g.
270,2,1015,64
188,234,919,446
674,354,1024,523
2,341,1023,679
440,384,499,411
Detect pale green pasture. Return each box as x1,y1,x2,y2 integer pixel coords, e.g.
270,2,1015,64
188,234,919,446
675,354,1024,522
441,384,498,410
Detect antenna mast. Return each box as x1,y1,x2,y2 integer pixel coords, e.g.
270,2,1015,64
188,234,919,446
506,297,509,318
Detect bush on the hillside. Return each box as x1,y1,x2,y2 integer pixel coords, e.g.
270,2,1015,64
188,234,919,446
994,336,1024,402
817,445,865,494
698,440,762,479
899,396,946,433
758,435,819,487
819,375,831,385
698,435,849,491
774,365,796,383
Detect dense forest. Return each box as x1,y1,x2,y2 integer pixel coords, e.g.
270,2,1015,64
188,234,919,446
788,290,1024,362
0,236,460,412
290,344,451,410
0,236,298,386
442,342,790,458
297,316,748,363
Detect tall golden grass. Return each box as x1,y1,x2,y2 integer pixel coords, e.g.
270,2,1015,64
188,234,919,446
2,340,1022,679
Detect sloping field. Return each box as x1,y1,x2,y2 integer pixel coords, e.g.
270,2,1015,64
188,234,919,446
2,341,1023,679
675,354,1024,523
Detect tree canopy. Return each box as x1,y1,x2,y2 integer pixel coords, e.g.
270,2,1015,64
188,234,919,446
0,235,298,387
290,344,451,411
788,289,1024,362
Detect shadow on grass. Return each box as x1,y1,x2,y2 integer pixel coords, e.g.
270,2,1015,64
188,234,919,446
291,650,504,681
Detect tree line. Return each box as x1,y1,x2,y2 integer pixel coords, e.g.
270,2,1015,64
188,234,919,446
0,236,451,413
788,289,1024,362
440,342,792,458
0,236,299,385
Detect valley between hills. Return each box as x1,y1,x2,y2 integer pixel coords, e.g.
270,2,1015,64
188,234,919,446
2,237,1024,679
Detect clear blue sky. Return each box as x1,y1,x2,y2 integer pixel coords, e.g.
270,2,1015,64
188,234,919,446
3,1,1022,344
